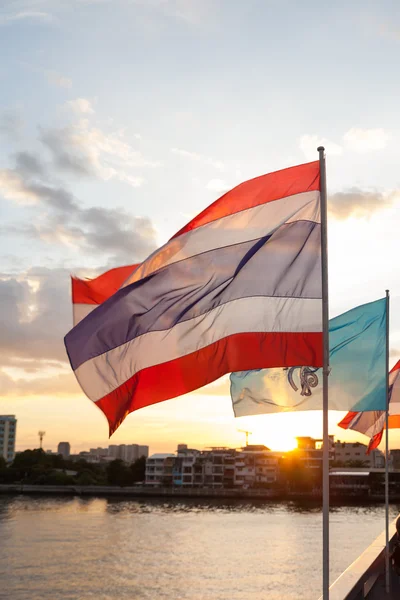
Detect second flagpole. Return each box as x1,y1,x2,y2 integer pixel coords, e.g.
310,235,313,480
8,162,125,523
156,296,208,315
318,146,330,600
385,289,390,593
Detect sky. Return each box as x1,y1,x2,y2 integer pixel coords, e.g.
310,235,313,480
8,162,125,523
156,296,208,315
1,0,400,455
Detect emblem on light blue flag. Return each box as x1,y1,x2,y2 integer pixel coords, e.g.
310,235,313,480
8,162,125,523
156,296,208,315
231,297,387,416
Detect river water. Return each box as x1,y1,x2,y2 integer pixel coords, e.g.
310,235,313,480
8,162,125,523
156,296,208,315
0,495,398,600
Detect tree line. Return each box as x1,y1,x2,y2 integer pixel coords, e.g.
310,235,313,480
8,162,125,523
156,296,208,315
0,449,146,487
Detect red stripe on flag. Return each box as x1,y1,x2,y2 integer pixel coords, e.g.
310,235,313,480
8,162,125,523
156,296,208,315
93,331,323,435
173,161,320,238
72,265,139,305
367,431,384,454
337,412,358,430
391,360,400,373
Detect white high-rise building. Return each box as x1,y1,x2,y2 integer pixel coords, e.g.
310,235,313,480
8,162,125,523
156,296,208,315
108,445,119,459
0,415,17,463
108,444,149,462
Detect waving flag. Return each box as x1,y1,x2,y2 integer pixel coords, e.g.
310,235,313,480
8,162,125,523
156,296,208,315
231,298,387,416
72,265,139,325
338,361,400,453
65,161,322,435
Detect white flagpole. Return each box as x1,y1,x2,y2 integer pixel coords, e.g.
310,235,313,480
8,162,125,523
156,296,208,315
385,289,390,593
318,146,330,600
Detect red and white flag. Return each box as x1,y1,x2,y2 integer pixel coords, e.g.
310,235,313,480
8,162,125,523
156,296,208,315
72,265,139,325
65,161,323,435
338,361,400,453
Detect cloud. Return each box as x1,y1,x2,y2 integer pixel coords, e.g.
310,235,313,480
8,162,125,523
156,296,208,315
328,188,398,219
0,269,71,366
0,267,87,398
0,108,23,139
171,147,224,170
40,119,156,185
0,105,160,263
206,178,230,193
0,10,53,25
0,133,158,262
343,128,390,153
299,135,342,161
66,98,95,115
0,167,157,261
14,151,45,177
0,369,81,398
0,167,77,210
45,70,72,89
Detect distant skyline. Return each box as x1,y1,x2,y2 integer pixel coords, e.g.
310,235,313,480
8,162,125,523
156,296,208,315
1,0,400,453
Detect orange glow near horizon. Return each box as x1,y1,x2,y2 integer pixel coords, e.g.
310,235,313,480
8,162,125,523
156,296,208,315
263,433,297,452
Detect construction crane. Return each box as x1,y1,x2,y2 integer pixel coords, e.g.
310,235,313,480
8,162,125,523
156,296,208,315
237,429,252,447
38,431,46,450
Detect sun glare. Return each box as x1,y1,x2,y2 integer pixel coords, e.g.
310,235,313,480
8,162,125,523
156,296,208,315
261,432,298,452
238,412,326,452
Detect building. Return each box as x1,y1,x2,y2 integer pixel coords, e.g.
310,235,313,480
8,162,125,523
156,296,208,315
145,453,176,485
57,442,71,459
329,470,370,496
89,447,108,458
334,440,384,468
138,445,149,459
107,444,149,463
390,449,400,469
234,445,282,487
108,445,119,459
292,436,335,468
0,415,17,463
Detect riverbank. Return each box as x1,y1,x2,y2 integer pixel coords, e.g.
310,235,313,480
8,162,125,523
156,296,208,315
0,483,398,502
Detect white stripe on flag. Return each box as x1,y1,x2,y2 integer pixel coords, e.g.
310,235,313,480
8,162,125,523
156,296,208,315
122,191,320,287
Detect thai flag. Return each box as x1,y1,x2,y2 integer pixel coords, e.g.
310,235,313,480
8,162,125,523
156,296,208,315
65,161,323,435
338,361,400,453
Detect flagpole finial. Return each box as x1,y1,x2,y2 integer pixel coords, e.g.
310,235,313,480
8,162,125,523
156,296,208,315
317,146,325,153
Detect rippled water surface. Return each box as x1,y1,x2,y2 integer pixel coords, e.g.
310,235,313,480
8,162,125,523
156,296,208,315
0,495,398,600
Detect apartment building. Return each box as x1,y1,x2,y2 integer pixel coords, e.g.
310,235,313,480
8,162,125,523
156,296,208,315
145,453,176,486
147,445,281,488
334,440,385,468
234,445,282,487
0,415,17,463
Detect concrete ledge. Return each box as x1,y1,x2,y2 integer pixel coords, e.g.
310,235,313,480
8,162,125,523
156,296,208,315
0,484,280,498
319,518,398,600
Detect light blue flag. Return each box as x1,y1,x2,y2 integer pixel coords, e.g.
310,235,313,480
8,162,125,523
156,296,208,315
231,298,387,416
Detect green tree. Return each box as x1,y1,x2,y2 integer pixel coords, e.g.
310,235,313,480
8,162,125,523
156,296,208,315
130,456,146,483
76,470,98,485
106,459,131,486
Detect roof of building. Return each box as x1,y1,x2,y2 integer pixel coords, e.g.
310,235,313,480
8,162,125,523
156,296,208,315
334,441,368,448
241,444,271,452
148,453,176,459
